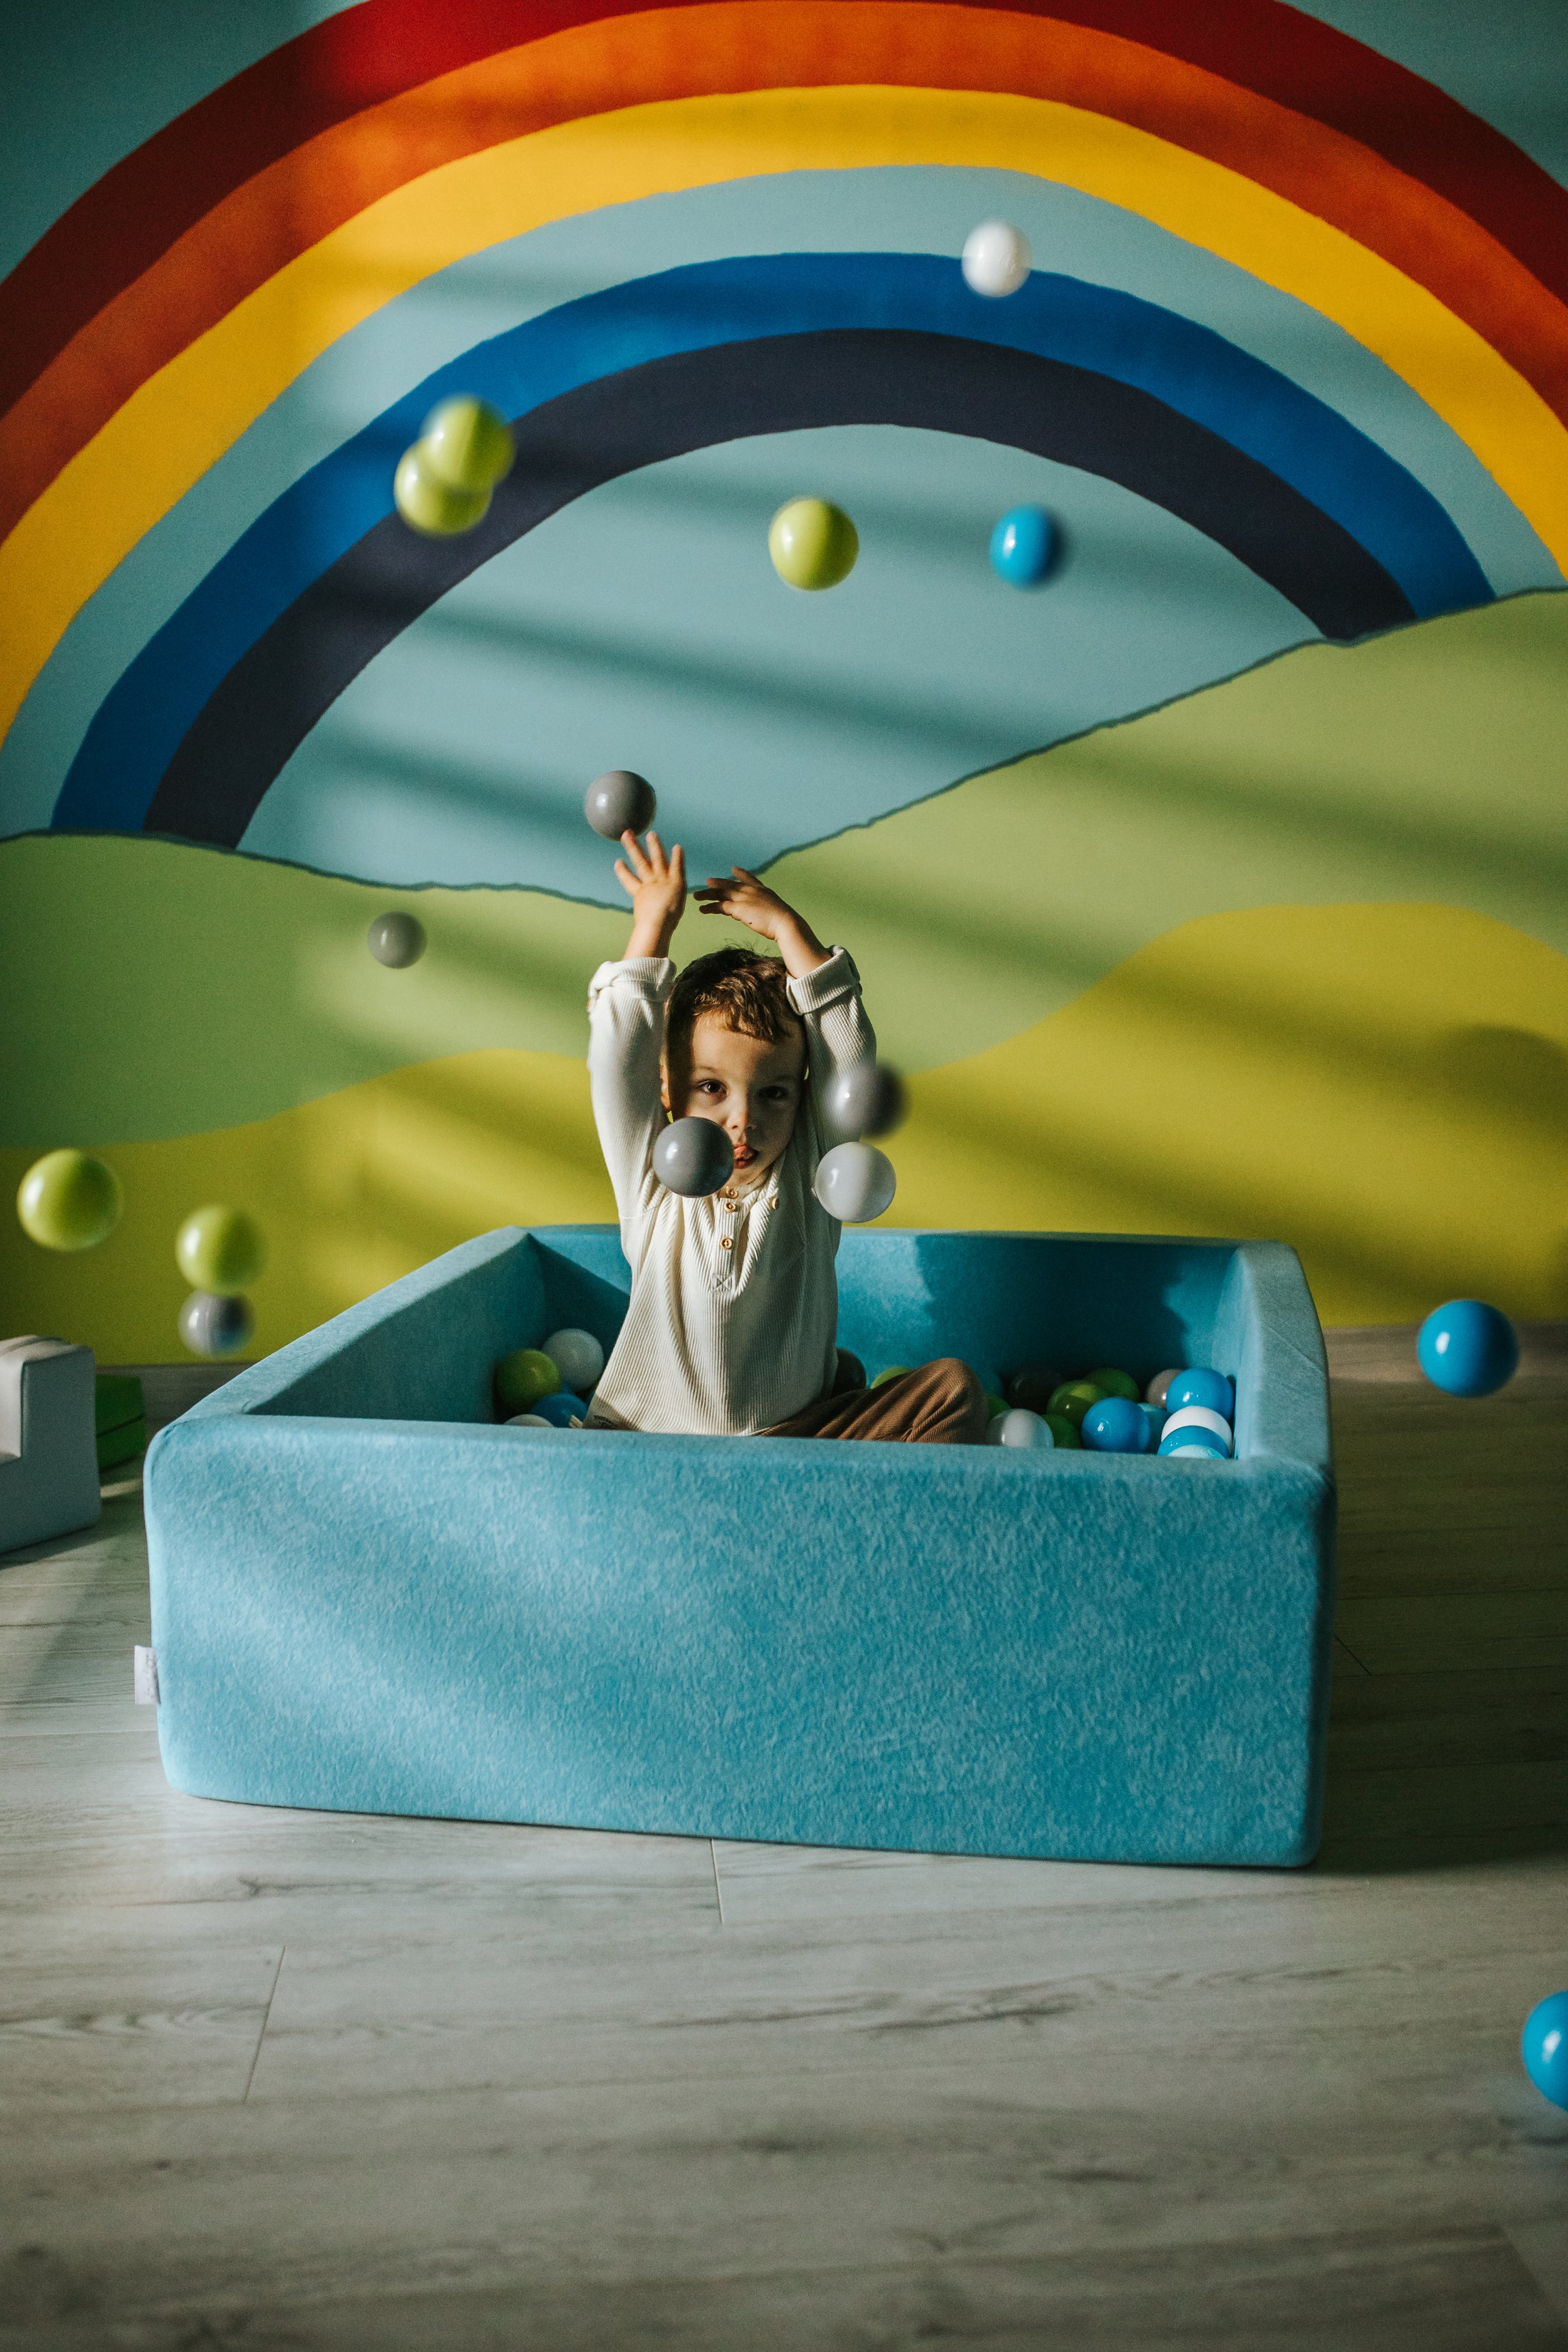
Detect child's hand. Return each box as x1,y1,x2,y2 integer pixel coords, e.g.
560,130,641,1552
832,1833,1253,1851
694,867,829,978
616,829,687,959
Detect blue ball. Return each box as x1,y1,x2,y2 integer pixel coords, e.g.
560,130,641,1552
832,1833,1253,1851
1080,1395,1148,1453
1138,1402,1165,1450
1416,1299,1519,1398
1522,1989,1568,2109
1158,1425,1228,1460
534,1390,587,1426
989,504,1054,587
1165,1366,1234,1420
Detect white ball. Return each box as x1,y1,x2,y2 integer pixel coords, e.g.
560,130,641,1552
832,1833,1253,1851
1161,1403,1233,1454
961,220,1032,298
505,1413,551,1429
813,1141,897,1224
542,1326,604,1395
986,1407,1054,1449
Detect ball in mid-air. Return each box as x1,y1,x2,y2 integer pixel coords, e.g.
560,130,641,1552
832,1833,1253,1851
421,396,515,494
961,220,1032,297
1416,1299,1519,1397
495,1348,562,1414
813,1141,897,1224
990,505,1054,586
366,911,427,967
1521,1989,1568,2109
393,445,491,537
825,1061,907,1141
541,1327,604,1396
654,1117,736,1198
986,1407,1054,1448
175,1205,267,1296
584,770,657,840
768,497,858,591
1080,1395,1149,1453
179,1290,254,1360
16,1150,123,1251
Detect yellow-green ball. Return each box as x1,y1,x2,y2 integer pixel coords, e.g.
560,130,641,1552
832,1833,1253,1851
870,1365,912,1388
421,396,515,493
175,1206,268,1296
16,1150,123,1252
768,497,859,591
394,444,491,537
1083,1365,1139,1401
495,1348,561,1414
1047,1378,1105,1428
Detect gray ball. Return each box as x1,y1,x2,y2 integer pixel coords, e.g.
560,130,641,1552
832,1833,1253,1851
584,770,657,840
367,911,427,967
825,1060,907,1140
541,1326,605,1394
179,1290,254,1361
813,1141,897,1224
652,1117,735,1197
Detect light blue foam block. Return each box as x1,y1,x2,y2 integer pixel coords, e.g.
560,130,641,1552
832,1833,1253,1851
143,1224,1335,1866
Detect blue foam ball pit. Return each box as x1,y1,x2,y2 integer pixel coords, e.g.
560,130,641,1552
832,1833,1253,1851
1522,1989,1568,2109
1165,1366,1235,1420
1080,1395,1149,1453
1416,1299,1519,1397
989,504,1054,586
534,1391,588,1427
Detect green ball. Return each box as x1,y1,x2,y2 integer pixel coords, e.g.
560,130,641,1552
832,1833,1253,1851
1083,1365,1139,1401
1044,1413,1081,1449
768,497,859,591
175,1205,267,1296
495,1348,561,1413
16,1150,123,1252
984,1392,1007,1423
421,396,515,493
1047,1378,1105,1428
394,443,491,537
870,1364,912,1388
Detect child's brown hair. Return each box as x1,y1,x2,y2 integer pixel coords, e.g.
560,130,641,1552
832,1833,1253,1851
665,948,803,1065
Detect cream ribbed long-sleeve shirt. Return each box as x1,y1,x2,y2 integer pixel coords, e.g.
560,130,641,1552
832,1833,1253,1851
584,947,875,1435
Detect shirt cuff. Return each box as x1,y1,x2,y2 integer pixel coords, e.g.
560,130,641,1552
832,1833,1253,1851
587,956,675,1010
785,945,860,1016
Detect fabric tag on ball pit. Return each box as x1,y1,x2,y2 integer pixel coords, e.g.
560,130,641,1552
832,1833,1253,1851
133,1645,160,1706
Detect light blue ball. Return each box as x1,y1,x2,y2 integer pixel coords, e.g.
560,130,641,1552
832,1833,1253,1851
534,1391,587,1427
1416,1299,1519,1398
1522,1989,1568,2109
1158,1425,1228,1460
989,504,1054,587
1165,1366,1234,1420
1138,1403,1165,1450
1080,1395,1147,1453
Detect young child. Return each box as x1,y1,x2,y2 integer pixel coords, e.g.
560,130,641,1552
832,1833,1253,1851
583,826,987,1443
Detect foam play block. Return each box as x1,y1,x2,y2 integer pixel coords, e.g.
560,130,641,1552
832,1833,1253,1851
143,1227,1335,1867
1,1338,101,1557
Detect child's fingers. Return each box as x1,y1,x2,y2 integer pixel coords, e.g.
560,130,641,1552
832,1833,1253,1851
613,859,639,897
619,828,652,880
669,842,687,890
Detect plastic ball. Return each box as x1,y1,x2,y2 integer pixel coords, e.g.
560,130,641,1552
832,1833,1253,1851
1521,1989,1568,2109
584,769,657,840
1146,1368,1180,1409
989,505,1054,587
1005,1365,1062,1415
175,1205,267,1296
1165,1366,1235,1420
654,1117,736,1197
540,1327,604,1396
1416,1299,1520,1398
984,1391,1007,1422
1083,1365,1140,1403
16,1150,123,1252
505,1413,551,1429
832,1348,867,1394
421,396,515,493
825,1061,907,1141
179,1290,254,1360
366,911,426,967
1080,1396,1150,1453
1043,1412,1080,1449
495,1347,562,1413
986,1407,1054,1448
871,1366,911,1388
393,443,490,537
1138,1403,1166,1450
768,497,858,591
813,1142,897,1224
534,1390,587,1427
1047,1378,1105,1428
1162,1403,1233,1454
961,219,1032,297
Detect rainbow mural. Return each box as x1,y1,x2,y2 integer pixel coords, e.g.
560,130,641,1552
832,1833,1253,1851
1,0,1566,1356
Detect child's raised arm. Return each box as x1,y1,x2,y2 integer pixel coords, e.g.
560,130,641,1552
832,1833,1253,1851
616,828,687,959
587,828,688,1248
691,865,828,979
693,867,873,1134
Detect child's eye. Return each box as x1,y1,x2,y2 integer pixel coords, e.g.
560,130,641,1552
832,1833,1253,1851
696,1080,724,1096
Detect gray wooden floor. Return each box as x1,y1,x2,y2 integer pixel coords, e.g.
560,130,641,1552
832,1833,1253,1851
3,1329,1566,2349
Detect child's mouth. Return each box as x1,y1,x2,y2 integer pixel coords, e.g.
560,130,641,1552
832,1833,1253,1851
733,1145,755,1167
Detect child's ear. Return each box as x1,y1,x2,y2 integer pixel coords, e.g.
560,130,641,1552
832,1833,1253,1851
659,1060,671,1114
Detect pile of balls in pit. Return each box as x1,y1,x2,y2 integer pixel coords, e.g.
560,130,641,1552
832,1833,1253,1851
976,1362,1237,1458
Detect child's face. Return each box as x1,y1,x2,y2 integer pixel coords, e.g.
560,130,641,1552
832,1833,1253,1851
663,1014,806,1182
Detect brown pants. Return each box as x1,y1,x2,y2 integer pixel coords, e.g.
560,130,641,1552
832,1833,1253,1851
765,1357,989,1444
